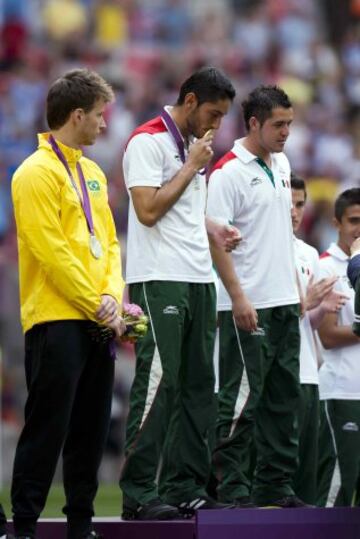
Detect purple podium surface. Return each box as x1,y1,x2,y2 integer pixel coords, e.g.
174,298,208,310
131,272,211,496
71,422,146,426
8,508,360,538
196,507,360,539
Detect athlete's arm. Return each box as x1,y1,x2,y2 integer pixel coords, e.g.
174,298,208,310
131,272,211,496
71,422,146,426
317,312,360,349
130,133,213,227
348,238,360,287
210,244,258,332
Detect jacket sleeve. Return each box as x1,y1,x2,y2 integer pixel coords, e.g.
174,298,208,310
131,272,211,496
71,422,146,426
12,165,101,320
347,254,360,289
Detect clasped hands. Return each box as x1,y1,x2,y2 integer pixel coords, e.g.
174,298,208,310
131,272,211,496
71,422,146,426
95,294,126,338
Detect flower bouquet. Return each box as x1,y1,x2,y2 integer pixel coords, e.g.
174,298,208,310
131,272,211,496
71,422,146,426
121,303,149,343
88,303,148,345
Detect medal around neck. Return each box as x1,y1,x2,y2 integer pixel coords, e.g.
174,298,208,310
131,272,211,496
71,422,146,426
89,234,102,259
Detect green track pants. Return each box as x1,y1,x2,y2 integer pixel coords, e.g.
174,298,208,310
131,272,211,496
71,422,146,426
120,281,216,507
213,305,301,504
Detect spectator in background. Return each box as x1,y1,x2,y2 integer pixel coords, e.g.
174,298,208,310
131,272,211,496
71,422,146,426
94,0,129,51
42,0,88,43
0,0,29,69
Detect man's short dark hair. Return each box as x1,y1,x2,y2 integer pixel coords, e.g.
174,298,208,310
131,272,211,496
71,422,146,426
47,69,114,130
242,85,292,130
335,188,360,221
290,172,307,200
176,67,236,106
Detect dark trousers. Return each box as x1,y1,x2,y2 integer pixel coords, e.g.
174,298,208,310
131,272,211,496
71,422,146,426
0,503,7,534
292,384,319,504
317,399,360,506
11,321,114,539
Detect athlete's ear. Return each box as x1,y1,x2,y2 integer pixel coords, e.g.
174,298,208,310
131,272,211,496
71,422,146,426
184,92,198,110
333,216,341,232
71,108,85,124
248,116,260,132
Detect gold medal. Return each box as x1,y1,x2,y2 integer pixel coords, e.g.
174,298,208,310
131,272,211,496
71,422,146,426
89,234,102,259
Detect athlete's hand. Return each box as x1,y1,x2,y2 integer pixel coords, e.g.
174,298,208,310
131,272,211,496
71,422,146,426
321,289,349,314
207,221,242,252
305,275,337,311
233,294,258,333
96,294,118,323
105,315,127,338
187,130,214,170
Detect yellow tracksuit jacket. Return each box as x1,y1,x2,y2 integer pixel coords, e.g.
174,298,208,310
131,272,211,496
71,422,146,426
12,133,125,332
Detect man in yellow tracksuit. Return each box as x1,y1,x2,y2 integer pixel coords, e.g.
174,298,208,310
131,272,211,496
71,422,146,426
11,69,125,539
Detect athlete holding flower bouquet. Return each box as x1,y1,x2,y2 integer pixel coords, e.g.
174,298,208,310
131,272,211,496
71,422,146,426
10,69,125,539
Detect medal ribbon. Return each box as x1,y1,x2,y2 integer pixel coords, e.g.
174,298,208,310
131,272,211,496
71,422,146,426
161,109,206,175
48,135,95,235
255,157,275,188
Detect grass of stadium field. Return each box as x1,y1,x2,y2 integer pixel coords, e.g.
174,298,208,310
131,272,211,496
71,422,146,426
0,484,123,517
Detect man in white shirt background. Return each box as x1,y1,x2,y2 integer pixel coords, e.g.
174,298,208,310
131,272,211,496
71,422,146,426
291,174,347,505
317,188,360,506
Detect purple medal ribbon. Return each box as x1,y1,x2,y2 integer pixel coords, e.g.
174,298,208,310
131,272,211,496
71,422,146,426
161,109,206,175
48,134,95,236
49,135,116,358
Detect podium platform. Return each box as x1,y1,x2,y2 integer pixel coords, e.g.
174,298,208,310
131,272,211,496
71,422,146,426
196,507,360,539
8,507,360,539
8,517,194,539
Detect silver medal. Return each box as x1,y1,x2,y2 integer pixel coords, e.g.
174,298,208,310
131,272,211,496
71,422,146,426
89,234,102,259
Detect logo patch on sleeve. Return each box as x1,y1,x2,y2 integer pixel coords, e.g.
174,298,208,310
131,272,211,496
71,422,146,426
87,180,101,192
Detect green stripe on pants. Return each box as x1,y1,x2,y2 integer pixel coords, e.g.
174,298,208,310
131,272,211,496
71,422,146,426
120,281,216,506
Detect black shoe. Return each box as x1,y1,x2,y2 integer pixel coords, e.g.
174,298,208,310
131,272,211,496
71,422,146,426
122,497,181,521
2,535,15,539
177,496,235,518
261,495,313,508
83,532,103,539
234,496,257,508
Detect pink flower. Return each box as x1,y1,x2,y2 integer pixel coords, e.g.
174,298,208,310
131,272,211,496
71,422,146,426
123,303,144,318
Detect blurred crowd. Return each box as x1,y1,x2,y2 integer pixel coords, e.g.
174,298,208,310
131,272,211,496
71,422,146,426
1,0,360,482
